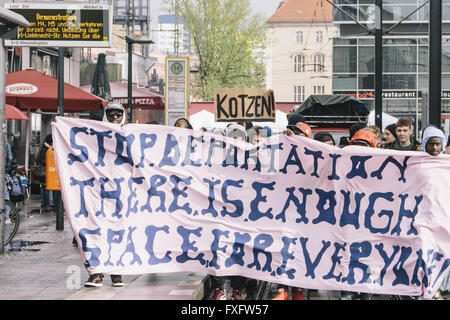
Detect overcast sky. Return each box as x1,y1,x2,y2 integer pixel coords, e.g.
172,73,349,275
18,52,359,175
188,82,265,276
150,0,280,22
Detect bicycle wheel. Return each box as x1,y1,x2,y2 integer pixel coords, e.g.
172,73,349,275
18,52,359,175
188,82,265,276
4,200,20,246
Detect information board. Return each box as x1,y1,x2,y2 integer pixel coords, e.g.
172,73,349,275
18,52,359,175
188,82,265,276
165,57,189,126
4,3,112,48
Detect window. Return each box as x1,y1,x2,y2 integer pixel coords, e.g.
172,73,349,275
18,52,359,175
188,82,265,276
315,30,323,43
314,53,325,72
294,54,305,72
294,86,305,102
296,31,303,43
314,85,325,94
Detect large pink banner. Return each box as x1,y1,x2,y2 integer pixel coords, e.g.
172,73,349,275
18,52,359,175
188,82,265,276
52,117,450,298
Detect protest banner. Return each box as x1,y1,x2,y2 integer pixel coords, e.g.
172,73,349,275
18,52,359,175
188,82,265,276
214,88,275,122
52,117,450,299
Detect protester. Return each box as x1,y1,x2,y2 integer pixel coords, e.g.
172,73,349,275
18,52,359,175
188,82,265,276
349,128,377,148
340,128,378,300
247,125,267,144
210,122,248,300
365,125,382,148
339,123,366,148
39,134,57,212
283,121,312,138
84,101,126,288
313,131,335,146
271,121,313,300
174,117,193,129
224,123,247,140
420,126,450,299
382,123,397,148
384,117,420,151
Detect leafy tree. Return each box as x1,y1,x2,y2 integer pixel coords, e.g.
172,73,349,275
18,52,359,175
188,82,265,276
166,0,267,100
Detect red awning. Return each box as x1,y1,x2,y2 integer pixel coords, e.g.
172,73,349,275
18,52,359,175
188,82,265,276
6,104,28,120
6,69,108,113
81,82,165,110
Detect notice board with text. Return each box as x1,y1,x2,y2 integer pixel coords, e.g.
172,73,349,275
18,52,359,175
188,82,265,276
5,3,112,48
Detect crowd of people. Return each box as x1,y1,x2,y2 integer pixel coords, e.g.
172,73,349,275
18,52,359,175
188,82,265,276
24,100,448,300
182,111,450,300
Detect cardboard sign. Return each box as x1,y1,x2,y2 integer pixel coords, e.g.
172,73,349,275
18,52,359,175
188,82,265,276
52,117,450,299
214,88,275,122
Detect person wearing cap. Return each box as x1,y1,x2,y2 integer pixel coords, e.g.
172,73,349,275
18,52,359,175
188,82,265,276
314,131,335,146
421,125,447,157
283,121,312,138
385,117,420,151
84,101,126,288
421,126,450,299
103,101,126,125
272,121,312,300
210,122,249,300
247,125,267,145
382,123,397,148
349,128,377,148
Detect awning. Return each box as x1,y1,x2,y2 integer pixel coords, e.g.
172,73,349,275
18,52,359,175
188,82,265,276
81,81,165,110
6,104,28,120
6,69,108,112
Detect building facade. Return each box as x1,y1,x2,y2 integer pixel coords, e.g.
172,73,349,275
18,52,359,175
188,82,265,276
155,14,192,55
332,0,450,131
266,0,338,103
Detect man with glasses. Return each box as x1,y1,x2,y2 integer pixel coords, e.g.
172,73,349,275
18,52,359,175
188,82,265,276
84,101,126,288
103,101,126,125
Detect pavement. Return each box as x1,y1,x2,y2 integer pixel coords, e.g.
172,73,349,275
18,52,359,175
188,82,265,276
0,195,210,300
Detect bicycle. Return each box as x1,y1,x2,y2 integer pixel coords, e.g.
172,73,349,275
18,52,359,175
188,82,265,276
3,199,20,246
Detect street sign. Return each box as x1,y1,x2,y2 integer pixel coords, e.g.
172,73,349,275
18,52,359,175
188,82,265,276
165,57,189,126
4,3,112,48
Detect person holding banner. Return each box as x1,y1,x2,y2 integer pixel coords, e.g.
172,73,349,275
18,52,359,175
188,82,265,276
272,121,313,300
385,117,420,151
84,101,126,288
349,128,377,148
209,122,249,300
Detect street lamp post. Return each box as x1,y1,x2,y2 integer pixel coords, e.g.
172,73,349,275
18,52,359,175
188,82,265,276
125,36,154,123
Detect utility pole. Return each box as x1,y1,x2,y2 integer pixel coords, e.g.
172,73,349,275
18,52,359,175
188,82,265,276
374,0,383,130
429,0,442,128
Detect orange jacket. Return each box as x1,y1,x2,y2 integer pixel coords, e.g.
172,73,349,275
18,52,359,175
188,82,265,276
46,146,61,190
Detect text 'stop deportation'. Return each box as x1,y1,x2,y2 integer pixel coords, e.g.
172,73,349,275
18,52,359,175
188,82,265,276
52,117,450,299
